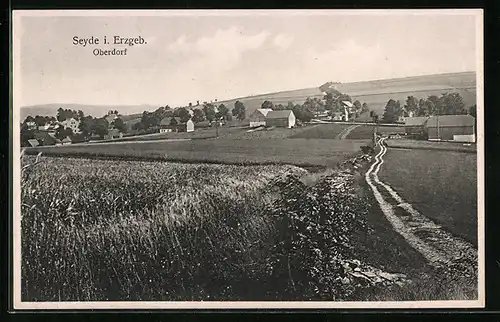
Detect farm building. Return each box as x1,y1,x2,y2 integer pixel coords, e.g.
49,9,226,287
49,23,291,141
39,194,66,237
27,139,40,147
265,110,296,128
404,117,429,137
248,108,273,127
331,112,344,121
33,131,61,146
159,117,194,133
61,137,72,145
104,128,124,140
425,115,475,142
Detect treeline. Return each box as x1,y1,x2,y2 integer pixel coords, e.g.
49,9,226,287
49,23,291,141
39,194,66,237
380,93,476,123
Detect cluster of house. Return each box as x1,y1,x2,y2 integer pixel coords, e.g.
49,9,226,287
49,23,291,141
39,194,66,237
25,111,125,147
248,109,297,128
404,114,476,143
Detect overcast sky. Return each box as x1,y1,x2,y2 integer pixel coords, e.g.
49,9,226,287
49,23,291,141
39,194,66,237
16,11,480,107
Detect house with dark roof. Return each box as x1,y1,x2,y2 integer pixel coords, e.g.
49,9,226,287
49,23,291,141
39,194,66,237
265,110,296,128
424,115,475,142
159,117,194,133
404,116,429,137
33,131,61,146
61,137,72,145
249,108,273,127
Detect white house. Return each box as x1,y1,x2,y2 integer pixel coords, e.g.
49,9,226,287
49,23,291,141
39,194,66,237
61,118,81,134
248,108,273,127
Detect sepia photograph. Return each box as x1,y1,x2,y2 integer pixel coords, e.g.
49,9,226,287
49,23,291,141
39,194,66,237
12,9,484,309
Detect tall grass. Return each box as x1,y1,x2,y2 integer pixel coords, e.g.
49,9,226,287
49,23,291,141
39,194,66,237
21,156,308,301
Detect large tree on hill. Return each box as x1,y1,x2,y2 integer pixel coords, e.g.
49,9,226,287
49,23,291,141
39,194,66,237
92,118,109,138
232,101,246,121
55,126,74,140
362,102,369,113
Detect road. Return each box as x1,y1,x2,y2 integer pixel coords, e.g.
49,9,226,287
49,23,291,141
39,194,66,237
364,137,477,275
336,124,360,140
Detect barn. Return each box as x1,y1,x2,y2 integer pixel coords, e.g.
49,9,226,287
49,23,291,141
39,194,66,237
404,117,429,137
265,110,296,128
425,115,475,142
248,108,273,127
159,117,194,133
61,137,72,145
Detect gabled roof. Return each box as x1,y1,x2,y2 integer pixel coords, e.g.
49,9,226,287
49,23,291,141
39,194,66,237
404,116,429,126
341,101,354,108
266,110,294,119
426,115,475,127
62,136,72,143
27,139,39,147
255,108,273,117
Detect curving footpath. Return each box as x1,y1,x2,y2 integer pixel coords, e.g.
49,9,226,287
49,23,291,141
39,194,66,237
365,137,477,273
336,124,360,140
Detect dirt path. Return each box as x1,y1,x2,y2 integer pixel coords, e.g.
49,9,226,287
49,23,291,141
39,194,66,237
365,137,477,275
336,124,360,140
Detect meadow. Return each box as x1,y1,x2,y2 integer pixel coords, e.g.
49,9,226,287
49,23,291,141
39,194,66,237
25,138,371,168
378,148,478,245
345,125,405,140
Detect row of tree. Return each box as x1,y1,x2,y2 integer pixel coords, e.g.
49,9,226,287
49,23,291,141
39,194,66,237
381,93,475,123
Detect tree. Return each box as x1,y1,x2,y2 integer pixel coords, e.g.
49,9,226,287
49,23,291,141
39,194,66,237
178,107,191,123
112,118,127,133
294,104,314,123
261,100,274,110
382,99,399,123
362,102,369,113
55,126,73,140
468,104,477,118
416,99,428,116
203,103,216,122
232,101,246,121
217,104,229,121
438,92,465,115
77,110,85,119
192,109,205,123
353,100,362,112
404,96,419,116
170,117,178,126
92,118,109,138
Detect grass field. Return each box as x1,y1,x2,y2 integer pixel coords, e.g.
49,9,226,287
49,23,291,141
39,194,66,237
21,155,390,301
346,125,405,140
289,124,352,139
378,148,478,245
385,139,477,153
26,138,371,168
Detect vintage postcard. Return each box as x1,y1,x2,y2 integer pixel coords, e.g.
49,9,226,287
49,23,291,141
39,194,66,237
12,9,484,310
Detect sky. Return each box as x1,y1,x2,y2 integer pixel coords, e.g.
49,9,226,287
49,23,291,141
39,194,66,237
15,11,480,107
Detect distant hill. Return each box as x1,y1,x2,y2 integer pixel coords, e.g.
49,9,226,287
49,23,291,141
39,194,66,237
213,71,477,117
20,72,476,122
19,104,157,121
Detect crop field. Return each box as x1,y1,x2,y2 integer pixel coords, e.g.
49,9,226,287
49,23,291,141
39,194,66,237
26,138,370,168
289,124,352,139
345,125,405,140
21,155,401,301
378,148,478,245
